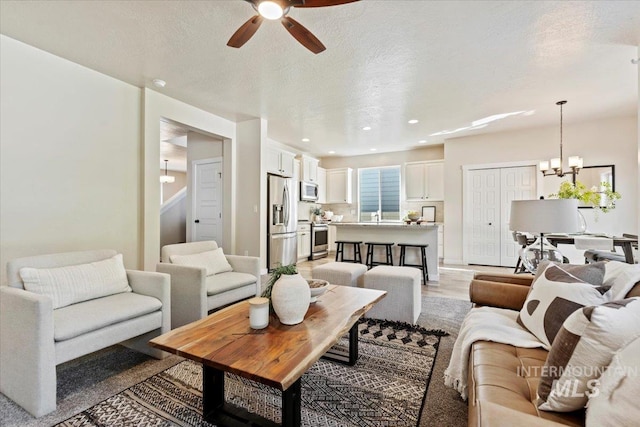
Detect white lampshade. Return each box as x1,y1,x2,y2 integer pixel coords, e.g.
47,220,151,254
160,175,175,184
509,199,580,234
539,161,550,172
549,158,561,170
568,156,583,168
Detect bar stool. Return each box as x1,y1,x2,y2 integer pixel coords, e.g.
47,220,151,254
398,243,429,285
335,240,363,263
365,242,394,269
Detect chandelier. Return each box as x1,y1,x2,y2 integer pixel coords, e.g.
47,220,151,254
160,159,175,184
539,100,582,178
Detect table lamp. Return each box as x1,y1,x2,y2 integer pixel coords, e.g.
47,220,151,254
509,199,580,273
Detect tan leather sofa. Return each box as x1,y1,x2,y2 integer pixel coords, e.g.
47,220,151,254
467,272,640,427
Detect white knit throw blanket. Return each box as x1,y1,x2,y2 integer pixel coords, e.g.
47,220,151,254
444,306,544,400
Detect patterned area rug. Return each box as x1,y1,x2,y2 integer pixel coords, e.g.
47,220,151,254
57,319,447,427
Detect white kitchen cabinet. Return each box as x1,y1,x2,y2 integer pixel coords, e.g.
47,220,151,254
326,168,353,204
297,223,311,259
404,161,444,201
438,224,444,259
316,167,327,204
266,147,295,177
300,155,319,183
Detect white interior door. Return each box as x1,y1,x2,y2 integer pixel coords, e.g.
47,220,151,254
468,168,501,265
500,166,537,266
192,158,223,245
466,165,537,267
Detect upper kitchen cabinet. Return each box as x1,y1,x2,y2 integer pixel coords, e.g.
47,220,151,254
300,155,319,183
405,161,444,201
326,168,353,203
316,167,327,204
266,147,295,177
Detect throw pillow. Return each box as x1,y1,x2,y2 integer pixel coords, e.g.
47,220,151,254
602,261,640,300
20,253,131,309
518,263,610,348
538,297,640,411
170,248,233,276
586,335,640,426
534,260,606,287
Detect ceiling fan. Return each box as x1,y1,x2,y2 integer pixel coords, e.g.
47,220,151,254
227,0,359,54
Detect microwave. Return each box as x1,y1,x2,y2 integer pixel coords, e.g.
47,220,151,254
300,181,318,202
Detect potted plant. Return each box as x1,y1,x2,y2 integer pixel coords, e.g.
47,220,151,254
549,180,621,213
261,264,310,325
311,207,323,222
549,180,621,231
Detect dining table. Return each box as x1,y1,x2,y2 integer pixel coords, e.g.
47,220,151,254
545,234,637,264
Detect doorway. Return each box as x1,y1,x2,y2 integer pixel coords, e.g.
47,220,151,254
464,164,537,267
159,119,225,250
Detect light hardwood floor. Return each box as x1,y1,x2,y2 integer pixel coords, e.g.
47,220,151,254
296,254,515,301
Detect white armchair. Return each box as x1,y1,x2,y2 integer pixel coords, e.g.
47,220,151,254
157,241,260,328
0,249,170,417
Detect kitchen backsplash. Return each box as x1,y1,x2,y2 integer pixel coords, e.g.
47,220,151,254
297,201,321,221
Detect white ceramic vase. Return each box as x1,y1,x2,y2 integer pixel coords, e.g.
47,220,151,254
271,273,311,325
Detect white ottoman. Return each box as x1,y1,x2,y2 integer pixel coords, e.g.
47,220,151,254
312,262,368,287
363,266,421,324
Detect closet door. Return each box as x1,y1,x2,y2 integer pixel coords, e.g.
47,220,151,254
500,166,537,266
467,165,536,267
468,168,501,265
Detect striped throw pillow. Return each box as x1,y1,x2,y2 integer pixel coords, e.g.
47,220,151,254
20,253,131,309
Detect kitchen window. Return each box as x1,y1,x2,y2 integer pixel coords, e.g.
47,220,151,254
358,166,401,222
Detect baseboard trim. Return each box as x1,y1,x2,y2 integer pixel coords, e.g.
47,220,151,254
443,258,464,265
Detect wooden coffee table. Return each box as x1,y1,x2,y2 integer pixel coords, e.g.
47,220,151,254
149,284,386,427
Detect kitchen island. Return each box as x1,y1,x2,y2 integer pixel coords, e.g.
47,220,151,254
333,222,440,282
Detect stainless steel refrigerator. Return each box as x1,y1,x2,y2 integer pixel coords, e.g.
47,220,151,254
267,174,297,270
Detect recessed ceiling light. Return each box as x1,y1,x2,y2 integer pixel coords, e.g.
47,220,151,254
408,119,419,124
328,150,336,154
362,126,371,131
301,138,310,142
370,148,377,152
152,79,166,88
419,140,427,144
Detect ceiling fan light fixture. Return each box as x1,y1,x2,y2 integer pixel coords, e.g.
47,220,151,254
258,1,284,20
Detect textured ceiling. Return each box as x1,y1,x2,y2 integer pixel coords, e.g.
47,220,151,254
1,1,639,157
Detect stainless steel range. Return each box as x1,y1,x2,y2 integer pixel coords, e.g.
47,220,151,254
310,222,328,260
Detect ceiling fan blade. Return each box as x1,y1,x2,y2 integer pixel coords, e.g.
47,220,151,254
227,15,264,48
281,16,326,54
293,0,359,8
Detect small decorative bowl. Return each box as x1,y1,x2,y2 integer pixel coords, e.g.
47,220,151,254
307,279,329,303
408,213,420,221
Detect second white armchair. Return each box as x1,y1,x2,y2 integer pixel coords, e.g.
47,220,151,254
157,241,260,328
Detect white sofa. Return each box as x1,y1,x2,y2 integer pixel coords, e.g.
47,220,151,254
156,241,260,328
0,249,170,417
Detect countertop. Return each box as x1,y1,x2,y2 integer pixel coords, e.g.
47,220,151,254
331,222,441,229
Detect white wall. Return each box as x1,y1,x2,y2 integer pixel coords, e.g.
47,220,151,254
162,171,187,203
444,116,638,264
0,36,142,285
235,119,265,263
160,191,187,248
